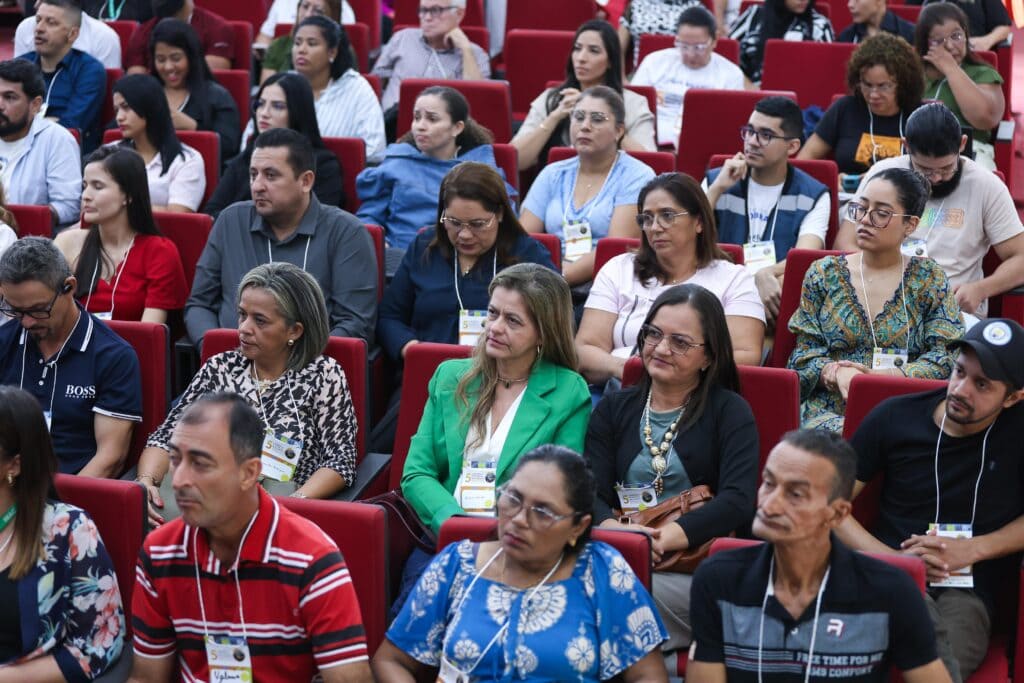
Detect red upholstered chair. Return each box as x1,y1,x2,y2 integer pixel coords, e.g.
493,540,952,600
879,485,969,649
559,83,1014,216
768,248,843,368
397,78,513,143
364,73,382,101
887,4,921,22
211,69,250,126
101,67,123,129
103,129,220,204
225,20,253,71
506,0,595,33
322,136,366,212
393,0,484,26
273,22,293,37
761,40,857,109
347,0,382,49
635,34,739,70
594,236,640,276
107,320,170,472
547,146,677,175
152,211,213,293
105,20,136,65
276,496,389,655
504,29,575,118
344,22,371,72
9,204,53,238
530,233,562,270
365,224,385,301
492,143,519,192
196,0,265,32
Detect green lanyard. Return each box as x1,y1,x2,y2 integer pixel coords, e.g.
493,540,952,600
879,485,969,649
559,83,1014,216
0,504,16,534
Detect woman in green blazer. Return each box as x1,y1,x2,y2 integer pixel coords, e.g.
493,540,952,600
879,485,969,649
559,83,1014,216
401,262,592,534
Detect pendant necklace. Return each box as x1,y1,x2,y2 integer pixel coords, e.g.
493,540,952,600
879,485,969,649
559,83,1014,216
642,390,690,495
497,375,528,390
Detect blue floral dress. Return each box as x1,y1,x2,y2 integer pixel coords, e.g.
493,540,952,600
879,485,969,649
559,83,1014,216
388,539,667,682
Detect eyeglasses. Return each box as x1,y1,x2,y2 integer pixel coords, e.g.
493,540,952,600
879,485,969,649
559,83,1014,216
0,289,63,320
910,157,959,181
859,80,896,94
636,209,690,230
674,39,712,53
496,487,576,529
440,214,496,232
571,110,611,125
640,324,705,356
845,202,913,228
739,125,794,146
418,5,455,18
928,31,966,48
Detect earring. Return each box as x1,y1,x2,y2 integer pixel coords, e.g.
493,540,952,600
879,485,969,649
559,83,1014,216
287,339,295,347
569,537,577,548
6,473,12,486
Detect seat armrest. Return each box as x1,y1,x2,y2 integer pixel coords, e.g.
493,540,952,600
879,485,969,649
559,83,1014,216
174,338,199,394
94,649,133,683
332,451,391,501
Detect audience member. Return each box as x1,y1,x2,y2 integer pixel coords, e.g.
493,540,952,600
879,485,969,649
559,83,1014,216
788,168,963,432
15,0,122,68
124,0,233,73
259,0,345,83
840,0,916,42
577,173,764,383
704,96,830,324
511,20,656,171
0,182,17,258
520,86,656,287
205,72,343,218
687,429,952,683
0,60,80,228
839,318,1024,682
357,86,514,255
915,2,1004,170
835,103,1024,317
81,0,151,21
0,386,127,679
0,237,142,475
129,393,371,682
908,0,1011,51
255,0,354,49
587,284,759,656
15,0,106,151
618,0,705,64
375,446,670,681
186,128,376,345
55,147,186,324
729,0,835,86
799,33,923,178
111,74,206,212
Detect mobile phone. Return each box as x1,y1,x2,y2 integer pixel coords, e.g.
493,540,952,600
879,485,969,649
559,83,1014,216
842,174,862,193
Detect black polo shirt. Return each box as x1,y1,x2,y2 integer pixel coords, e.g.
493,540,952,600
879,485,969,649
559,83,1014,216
691,537,937,681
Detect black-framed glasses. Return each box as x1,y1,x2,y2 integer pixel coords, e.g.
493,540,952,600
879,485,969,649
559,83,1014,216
640,324,705,356
440,214,496,232
636,209,690,230
0,289,62,320
418,5,455,17
845,203,912,228
571,110,611,125
497,486,575,529
739,125,794,146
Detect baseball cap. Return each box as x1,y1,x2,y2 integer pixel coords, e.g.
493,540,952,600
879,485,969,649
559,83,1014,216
947,318,1024,389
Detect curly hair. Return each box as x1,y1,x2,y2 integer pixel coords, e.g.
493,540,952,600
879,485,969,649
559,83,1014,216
845,33,924,113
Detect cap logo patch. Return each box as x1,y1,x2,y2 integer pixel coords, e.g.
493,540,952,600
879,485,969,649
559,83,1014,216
983,321,1012,346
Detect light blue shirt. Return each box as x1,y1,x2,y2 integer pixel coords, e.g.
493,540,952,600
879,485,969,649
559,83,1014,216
1,117,81,225
521,151,655,241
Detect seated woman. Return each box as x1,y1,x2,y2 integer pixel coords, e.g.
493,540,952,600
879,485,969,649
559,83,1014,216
135,262,358,525
0,386,125,678
357,86,516,253
788,167,964,433
401,262,591,535
577,173,765,384
55,147,186,324
909,0,1011,52
259,0,345,83
729,0,834,87
586,284,759,655
374,445,670,682
0,182,17,260
255,0,353,51
520,86,656,288
511,19,656,171
148,18,241,162
204,72,343,218
799,33,923,181
618,0,707,63
914,3,1004,171
111,74,206,213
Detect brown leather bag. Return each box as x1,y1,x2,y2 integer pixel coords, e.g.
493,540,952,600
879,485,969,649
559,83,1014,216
616,484,722,574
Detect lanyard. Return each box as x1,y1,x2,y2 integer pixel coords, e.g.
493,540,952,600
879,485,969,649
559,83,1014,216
250,363,304,435
19,310,83,422
562,154,617,226
43,68,64,106
193,509,259,645
103,0,127,19
932,78,947,100
267,235,311,271
84,238,135,317
758,558,831,683
922,199,946,243
453,250,497,312
867,110,903,165
933,412,994,526
426,48,449,79
857,253,910,352
0,504,16,534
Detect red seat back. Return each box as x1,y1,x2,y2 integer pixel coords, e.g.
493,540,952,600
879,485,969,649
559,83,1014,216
887,4,921,22
225,20,252,71
276,497,389,654
594,236,640,276
364,73,382,101
212,68,250,128
153,211,213,293
504,29,575,118
397,78,513,143
393,0,485,26
107,320,170,472
106,20,136,65
547,146,677,175
8,204,53,238
103,129,220,204
322,136,366,212
492,143,519,192
102,67,124,128
761,40,857,109
197,0,264,33
347,0,382,49
636,34,740,70
365,224,385,301
530,233,562,270
769,248,843,368
343,22,371,72
506,0,595,33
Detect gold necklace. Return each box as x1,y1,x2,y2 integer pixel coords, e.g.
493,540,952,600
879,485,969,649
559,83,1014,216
497,374,528,390
643,390,691,495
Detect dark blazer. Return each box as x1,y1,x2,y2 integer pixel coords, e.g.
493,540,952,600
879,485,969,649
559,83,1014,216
585,383,759,547
182,80,241,162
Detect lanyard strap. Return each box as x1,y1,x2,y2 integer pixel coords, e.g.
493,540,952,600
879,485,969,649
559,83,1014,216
84,238,135,317
857,253,910,352
758,558,831,683
562,154,617,225
250,363,304,435
0,504,17,534
104,0,127,19
267,235,311,271
43,68,64,106
453,250,498,311
867,110,904,165
193,510,259,644
20,310,83,422
922,199,946,243
933,412,994,527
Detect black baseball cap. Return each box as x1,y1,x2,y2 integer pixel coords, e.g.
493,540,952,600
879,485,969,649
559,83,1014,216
947,318,1024,389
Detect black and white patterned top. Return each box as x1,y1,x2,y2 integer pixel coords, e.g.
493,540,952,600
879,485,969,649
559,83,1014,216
728,4,834,84
146,350,358,486
620,0,705,63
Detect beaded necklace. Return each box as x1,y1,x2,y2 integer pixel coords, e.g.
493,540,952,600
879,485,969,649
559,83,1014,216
642,391,690,495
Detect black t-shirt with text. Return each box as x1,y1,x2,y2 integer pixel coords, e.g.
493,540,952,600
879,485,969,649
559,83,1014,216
814,96,912,175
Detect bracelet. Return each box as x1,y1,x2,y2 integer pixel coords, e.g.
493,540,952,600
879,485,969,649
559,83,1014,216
136,474,158,486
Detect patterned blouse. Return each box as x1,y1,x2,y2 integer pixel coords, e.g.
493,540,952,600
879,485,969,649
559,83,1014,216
728,4,835,84
388,540,667,682
146,350,358,486
787,255,963,433
8,502,125,680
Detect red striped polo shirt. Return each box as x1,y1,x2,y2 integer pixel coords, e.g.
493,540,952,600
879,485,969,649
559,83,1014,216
132,488,367,681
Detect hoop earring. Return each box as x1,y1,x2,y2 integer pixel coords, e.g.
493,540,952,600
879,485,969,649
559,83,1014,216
6,473,12,486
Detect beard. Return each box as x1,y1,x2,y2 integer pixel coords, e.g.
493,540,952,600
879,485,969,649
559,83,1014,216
0,111,30,139
928,160,964,199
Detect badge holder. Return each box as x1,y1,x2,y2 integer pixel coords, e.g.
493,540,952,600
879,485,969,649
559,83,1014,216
455,459,498,517
458,310,488,347
615,482,659,514
871,347,908,370
901,238,929,258
205,634,253,683
928,523,974,588
260,428,302,482
563,220,593,263
743,241,777,274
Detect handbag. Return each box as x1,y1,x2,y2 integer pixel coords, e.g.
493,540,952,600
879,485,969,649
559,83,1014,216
363,489,436,555
616,484,723,574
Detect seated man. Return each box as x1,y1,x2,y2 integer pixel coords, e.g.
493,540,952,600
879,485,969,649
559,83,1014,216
15,0,121,68
703,95,831,324
689,429,951,683
0,60,81,230
125,0,233,73
835,103,1024,318
631,6,745,149
839,0,915,43
185,128,377,346
129,393,372,682
15,0,106,151
0,238,142,476
838,318,1024,681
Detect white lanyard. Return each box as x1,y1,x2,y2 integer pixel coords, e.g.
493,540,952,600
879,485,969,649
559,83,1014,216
427,48,449,79
758,558,831,683
267,235,311,271
84,238,135,317
857,253,910,352
19,310,83,421
746,183,780,243
453,250,497,312
922,199,946,243
933,412,994,527
250,363,304,435
43,68,64,107
177,93,190,113
867,110,903,165
193,509,260,644
561,155,616,226
932,78,947,99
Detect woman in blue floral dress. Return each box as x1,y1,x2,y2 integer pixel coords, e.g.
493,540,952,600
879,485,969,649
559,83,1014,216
373,445,669,682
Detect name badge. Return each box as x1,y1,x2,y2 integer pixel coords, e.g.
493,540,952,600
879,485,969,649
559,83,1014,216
783,29,804,41
928,523,974,588
458,309,487,347
871,347,908,370
43,410,52,432
455,459,497,517
901,238,929,258
438,657,467,683
95,311,113,321
205,635,253,683
615,483,658,513
563,219,593,263
743,240,777,274
260,428,302,482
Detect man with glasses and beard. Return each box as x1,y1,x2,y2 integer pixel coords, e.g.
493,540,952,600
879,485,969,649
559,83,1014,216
835,102,1024,319
837,318,1024,682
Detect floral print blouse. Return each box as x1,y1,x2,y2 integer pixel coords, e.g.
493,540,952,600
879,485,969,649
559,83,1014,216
6,502,125,681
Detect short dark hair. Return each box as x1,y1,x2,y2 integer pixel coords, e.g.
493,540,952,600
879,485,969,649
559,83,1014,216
677,5,717,36
252,127,315,177
780,429,857,501
870,167,931,217
295,16,355,80
905,102,962,158
513,445,595,553
753,95,804,141
0,237,71,291
179,393,263,463
0,59,46,100
38,0,82,26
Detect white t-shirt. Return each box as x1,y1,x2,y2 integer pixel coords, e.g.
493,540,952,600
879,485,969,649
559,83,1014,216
700,174,832,246
0,135,30,192
631,49,744,147
586,252,766,356
15,12,122,69
258,0,355,39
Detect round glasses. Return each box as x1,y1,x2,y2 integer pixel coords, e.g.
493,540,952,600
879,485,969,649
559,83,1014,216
496,487,576,529
636,209,690,230
845,203,912,228
640,325,705,356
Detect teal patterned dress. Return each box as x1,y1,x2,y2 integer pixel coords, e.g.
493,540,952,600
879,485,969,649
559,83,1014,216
787,255,963,432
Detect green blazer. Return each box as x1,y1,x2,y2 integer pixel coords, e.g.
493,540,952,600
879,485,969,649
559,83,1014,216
401,357,591,533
